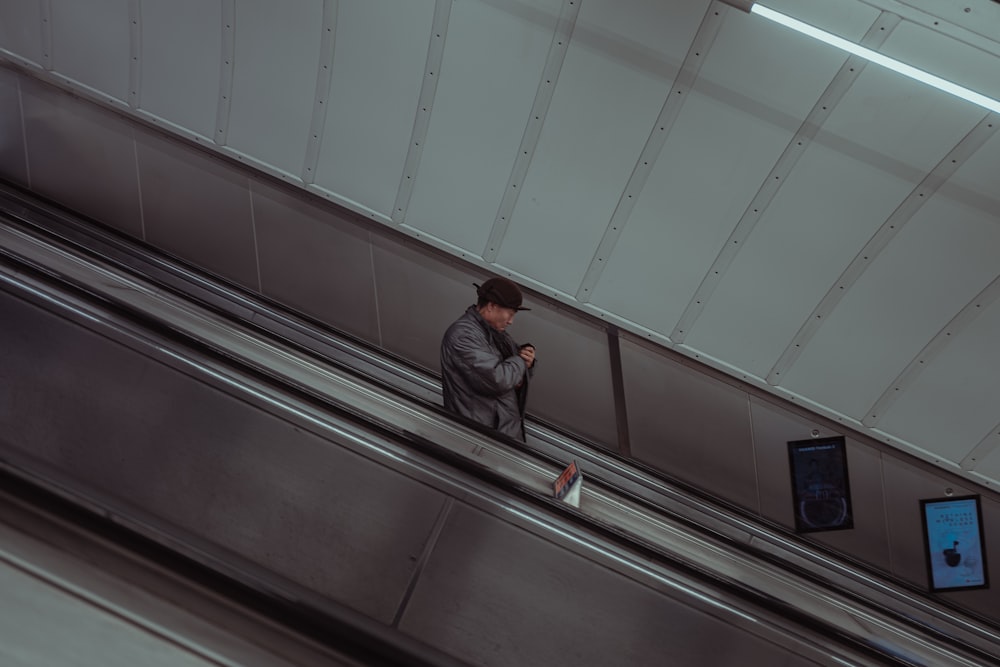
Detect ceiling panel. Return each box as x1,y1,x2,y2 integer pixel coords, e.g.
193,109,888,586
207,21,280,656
875,299,1000,464
135,130,258,290
405,0,560,253
684,144,913,377
495,0,706,295
50,0,130,101
590,6,853,333
137,0,222,139
779,197,1000,420
313,0,436,216
0,1,43,66
225,0,323,178
756,0,880,40
819,66,985,173
251,179,380,344
881,15,1000,103
938,127,1000,207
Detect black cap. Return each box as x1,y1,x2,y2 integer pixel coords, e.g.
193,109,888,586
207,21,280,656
475,277,530,311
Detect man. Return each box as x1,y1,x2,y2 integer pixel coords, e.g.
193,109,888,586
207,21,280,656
440,276,536,441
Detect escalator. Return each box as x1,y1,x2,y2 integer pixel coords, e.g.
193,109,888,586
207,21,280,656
0,188,997,666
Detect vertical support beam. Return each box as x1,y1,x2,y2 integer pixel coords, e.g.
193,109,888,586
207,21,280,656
391,497,454,628
607,326,632,457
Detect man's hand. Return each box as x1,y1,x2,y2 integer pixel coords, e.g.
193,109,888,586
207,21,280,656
519,344,535,368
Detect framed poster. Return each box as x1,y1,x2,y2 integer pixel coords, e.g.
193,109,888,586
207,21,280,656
787,436,853,533
920,495,989,592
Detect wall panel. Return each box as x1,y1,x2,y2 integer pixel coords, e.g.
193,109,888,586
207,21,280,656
399,503,816,667
620,336,757,508
19,76,142,237
750,397,893,572
135,129,258,290
0,68,28,187
0,292,448,624
251,179,380,343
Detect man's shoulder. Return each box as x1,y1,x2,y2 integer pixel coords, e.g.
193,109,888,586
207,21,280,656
443,308,483,341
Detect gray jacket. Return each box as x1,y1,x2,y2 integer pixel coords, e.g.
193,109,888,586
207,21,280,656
440,306,532,441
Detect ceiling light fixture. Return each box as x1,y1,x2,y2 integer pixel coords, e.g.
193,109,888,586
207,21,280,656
750,4,1000,115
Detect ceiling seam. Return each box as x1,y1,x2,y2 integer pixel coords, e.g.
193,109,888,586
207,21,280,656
669,12,901,344
962,421,1000,473
575,1,726,303
39,0,52,71
862,247,1000,427
481,0,581,263
390,0,452,225
127,0,140,109
301,0,338,185
214,0,236,146
768,113,1000,387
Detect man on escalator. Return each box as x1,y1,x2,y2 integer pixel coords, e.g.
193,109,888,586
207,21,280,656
440,277,536,442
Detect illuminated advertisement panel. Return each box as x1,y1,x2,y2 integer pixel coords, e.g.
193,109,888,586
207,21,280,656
920,495,989,592
787,436,853,533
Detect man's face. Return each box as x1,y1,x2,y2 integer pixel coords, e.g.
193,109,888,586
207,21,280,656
481,302,517,332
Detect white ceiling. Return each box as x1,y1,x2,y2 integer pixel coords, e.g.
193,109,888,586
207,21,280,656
1,0,999,489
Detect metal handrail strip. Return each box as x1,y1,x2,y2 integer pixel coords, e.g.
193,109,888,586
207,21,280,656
0,188,998,654
0,219,995,665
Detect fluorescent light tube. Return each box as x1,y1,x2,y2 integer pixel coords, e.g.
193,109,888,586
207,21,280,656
751,4,1000,115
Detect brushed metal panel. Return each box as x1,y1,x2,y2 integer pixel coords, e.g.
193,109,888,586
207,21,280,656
0,1,44,66
313,0,435,215
686,145,915,378
137,0,223,138
225,0,323,177
883,443,1000,624
50,0,130,102
880,455,981,592
808,443,895,573
496,0,704,294
251,180,380,343
511,300,618,447
967,495,1000,618
780,199,1000,424
0,292,448,624
404,0,559,252
750,396,841,523
399,503,820,667
19,77,143,237
883,18,1000,103
370,233,484,372
619,336,757,508
0,69,28,187
135,130,258,290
